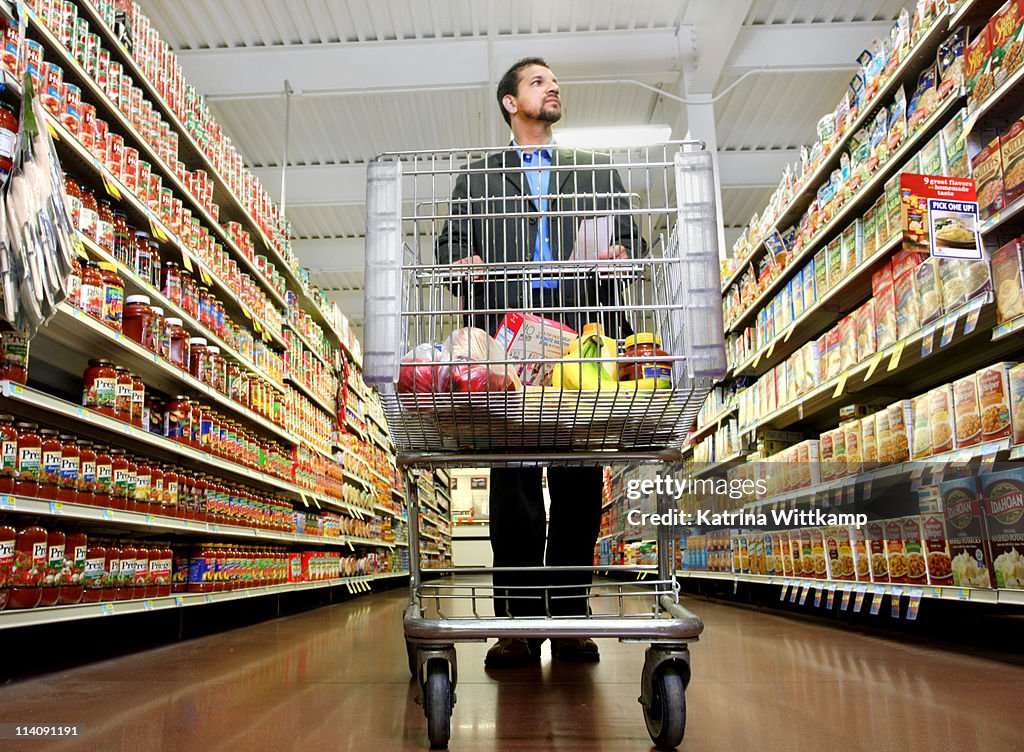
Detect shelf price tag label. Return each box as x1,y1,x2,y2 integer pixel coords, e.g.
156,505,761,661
100,168,122,200
958,588,970,601
813,586,823,608
907,589,924,620
798,585,810,605
920,325,936,358
198,265,213,287
832,370,849,399
890,586,904,619
789,582,799,603
101,603,115,615
143,599,155,611
175,596,186,606
49,502,63,515
825,585,837,610
181,251,195,273
940,311,961,348
784,324,796,343
869,586,885,615
102,509,114,520
887,339,906,372
854,585,868,612
148,215,169,243
47,121,60,141
964,305,982,335
765,339,776,359
865,350,886,381
840,585,853,611
0,496,15,511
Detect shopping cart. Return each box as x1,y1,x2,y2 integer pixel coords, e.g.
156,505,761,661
363,142,726,749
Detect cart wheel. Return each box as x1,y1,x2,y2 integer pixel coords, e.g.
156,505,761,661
643,664,686,750
406,641,417,677
424,659,452,749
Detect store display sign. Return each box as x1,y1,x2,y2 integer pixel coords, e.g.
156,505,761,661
890,586,904,619
907,589,923,620
826,585,837,610
840,585,853,611
900,174,982,260
854,585,868,612
870,586,885,615
813,587,823,608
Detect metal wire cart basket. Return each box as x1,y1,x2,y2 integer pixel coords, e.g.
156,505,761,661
363,142,726,749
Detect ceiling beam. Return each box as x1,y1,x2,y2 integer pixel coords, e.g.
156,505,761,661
682,0,754,95
291,237,366,269
717,149,798,189
319,288,365,318
176,29,686,101
252,163,367,206
724,22,891,73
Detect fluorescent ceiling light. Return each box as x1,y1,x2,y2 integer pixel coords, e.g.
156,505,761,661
553,124,672,148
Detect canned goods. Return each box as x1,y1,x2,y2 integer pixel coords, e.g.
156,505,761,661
105,131,124,179
123,147,139,193
138,160,153,207
95,48,110,91
84,33,100,78
23,40,44,89
129,86,142,128
80,102,97,151
92,116,109,158
73,18,89,63
107,61,122,105
57,1,77,50
160,188,173,225
1,21,18,78
61,83,81,134
149,173,162,210
41,63,64,117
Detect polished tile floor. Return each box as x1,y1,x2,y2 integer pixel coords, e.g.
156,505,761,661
2,584,1023,752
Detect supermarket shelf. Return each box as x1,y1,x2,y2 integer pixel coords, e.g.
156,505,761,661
284,322,335,371
284,373,336,416
992,312,1024,341
420,529,442,543
23,8,290,314
741,294,999,434
435,468,450,487
345,472,373,492
77,234,287,395
48,114,288,351
674,570,1018,605
689,404,739,443
980,191,1024,236
725,91,963,335
31,305,298,445
366,409,389,433
721,14,953,296
965,44,1024,125
948,0,1003,30
0,494,399,550
0,571,410,631
730,234,903,378
392,486,407,501
691,452,746,478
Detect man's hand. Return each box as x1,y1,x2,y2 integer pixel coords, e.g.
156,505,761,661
453,254,486,281
598,245,629,260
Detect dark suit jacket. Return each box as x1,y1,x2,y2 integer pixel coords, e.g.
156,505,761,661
435,147,645,336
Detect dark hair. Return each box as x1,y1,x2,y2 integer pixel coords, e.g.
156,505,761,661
496,57,550,126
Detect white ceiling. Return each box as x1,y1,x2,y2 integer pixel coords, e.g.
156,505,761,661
137,0,914,329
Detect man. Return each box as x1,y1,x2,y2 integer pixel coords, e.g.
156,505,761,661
436,58,645,667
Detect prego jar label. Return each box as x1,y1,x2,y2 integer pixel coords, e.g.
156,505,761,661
1,439,15,472
84,376,116,409
83,557,105,585
18,447,40,479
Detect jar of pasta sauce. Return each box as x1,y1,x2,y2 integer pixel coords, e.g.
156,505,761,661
123,295,155,350
114,367,133,423
154,545,173,597
109,449,131,510
188,545,214,593
0,101,17,175
38,429,62,501
58,531,86,605
163,396,191,444
8,525,46,609
76,440,96,506
130,373,145,429
93,445,113,508
172,547,189,593
151,465,164,511
151,306,170,360
189,337,209,383
134,546,152,598
38,529,65,607
83,358,118,417
101,544,120,602
79,261,105,320
163,466,180,517
116,544,135,600
57,435,79,503
165,317,189,370
208,347,226,392
97,262,123,330
0,521,15,610
81,541,107,603
0,413,16,494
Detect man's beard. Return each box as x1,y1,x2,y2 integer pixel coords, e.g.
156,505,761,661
536,104,561,123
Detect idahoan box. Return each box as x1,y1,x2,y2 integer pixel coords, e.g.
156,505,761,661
940,476,995,588
981,467,1024,590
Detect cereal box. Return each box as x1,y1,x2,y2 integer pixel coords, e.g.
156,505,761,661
866,521,890,583
902,516,928,585
851,525,871,582
872,263,898,349
842,220,862,274
1009,362,1024,443
827,237,843,289
861,414,878,464
938,258,967,311
875,195,891,246
991,238,1024,323
854,300,876,362
922,513,953,585
990,0,1024,88
953,373,983,449
792,272,805,319
825,526,855,581
978,362,1017,441
980,467,1024,589
972,136,1005,222
1001,117,1024,204
889,401,913,463
876,408,893,464
965,24,994,111
911,393,933,460
940,476,994,588
916,258,944,326
844,419,863,476
894,269,921,340
885,518,908,583
929,384,955,455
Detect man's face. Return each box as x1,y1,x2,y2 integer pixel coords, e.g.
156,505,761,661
509,65,561,124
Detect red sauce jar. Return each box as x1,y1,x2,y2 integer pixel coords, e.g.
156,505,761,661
165,317,189,370
188,401,203,448
38,429,62,501
0,324,30,384
163,396,192,444
187,545,213,593
82,542,107,603
172,547,189,593
116,544,136,600
79,261,105,320
164,467,180,517
114,367,133,422
96,199,115,252
130,373,145,428
151,466,165,511
189,337,209,383
195,475,210,522
83,358,118,417
79,185,99,240
0,522,15,610
0,413,16,494
0,101,17,174
123,294,155,350
133,460,152,511
109,449,132,510
101,544,120,602
97,262,124,330
161,261,182,305
63,175,82,229
38,529,65,607
112,210,132,266
76,440,96,506
93,445,113,508
208,347,226,392
132,231,154,284
58,531,87,605
151,306,169,360
8,525,46,609
66,257,82,310
181,271,199,318
135,546,153,598
57,434,79,503
155,546,173,597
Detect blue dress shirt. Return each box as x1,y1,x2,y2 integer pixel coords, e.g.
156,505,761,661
516,143,557,289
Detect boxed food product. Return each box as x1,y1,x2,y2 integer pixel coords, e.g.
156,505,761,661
842,221,863,274
863,206,878,258
980,468,1024,589
972,136,1005,222
940,476,994,588
929,384,955,455
851,525,871,582
991,238,1024,323
792,273,805,319
780,285,793,330
909,66,939,134
886,175,903,235
808,528,827,579
825,526,855,581
1010,362,1024,443
866,521,890,583
891,246,926,280
885,518,908,583
953,373,983,449
779,531,794,576
990,0,1024,88
876,409,893,464
889,400,913,463
861,414,878,464
1002,117,1024,205
814,249,829,297
978,362,1016,441
941,110,970,178
872,264,898,349
894,269,921,340
916,259,944,326
764,533,776,576
919,132,944,176
820,430,835,482
938,28,967,96
844,419,863,476
938,258,967,311
854,301,876,363
824,327,843,380
965,24,994,111
838,314,858,371
827,237,843,289
911,393,933,460
794,439,821,488
902,516,928,585
964,255,993,301
875,195,891,246
921,513,953,585
494,313,577,385
803,259,817,309
831,425,847,478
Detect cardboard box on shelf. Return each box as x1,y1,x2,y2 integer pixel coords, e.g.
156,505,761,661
941,110,970,178
990,0,1024,89
902,516,928,585
808,528,827,579
980,467,1024,589
965,24,993,111
820,430,836,482
916,259,944,327
843,419,864,476
803,258,817,310
876,409,893,464
921,513,953,586
940,476,994,588
838,315,858,371
854,300,877,364
978,362,1017,441
972,136,1005,222
888,399,914,463
929,384,956,455
866,521,890,583
938,258,968,312
825,526,856,581
852,525,871,582
911,393,934,460
953,373,983,449
827,237,844,289
1009,362,1024,444
1001,117,1024,205
884,518,908,584
864,206,879,258
814,248,829,298
894,268,922,341
991,239,1024,324
872,263,898,349
861,414,878,463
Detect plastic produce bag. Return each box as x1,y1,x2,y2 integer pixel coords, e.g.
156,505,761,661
437,327,521,393
397,343,442,394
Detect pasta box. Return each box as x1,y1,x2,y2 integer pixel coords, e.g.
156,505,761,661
1000,116,1024,204
990,0,1024,88
921,513,953,585
971,136,1005,222
978,361,1016,441
980,467,1024,589
851,525,871,582
894,268,921,341
825,526,855,581
940,476,994,588
888,399,914,463
866,521,890,583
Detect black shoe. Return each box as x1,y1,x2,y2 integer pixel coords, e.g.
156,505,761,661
484,638,541,668
551,637,600,662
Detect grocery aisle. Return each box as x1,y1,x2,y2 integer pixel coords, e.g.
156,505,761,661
1,586,1022,752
